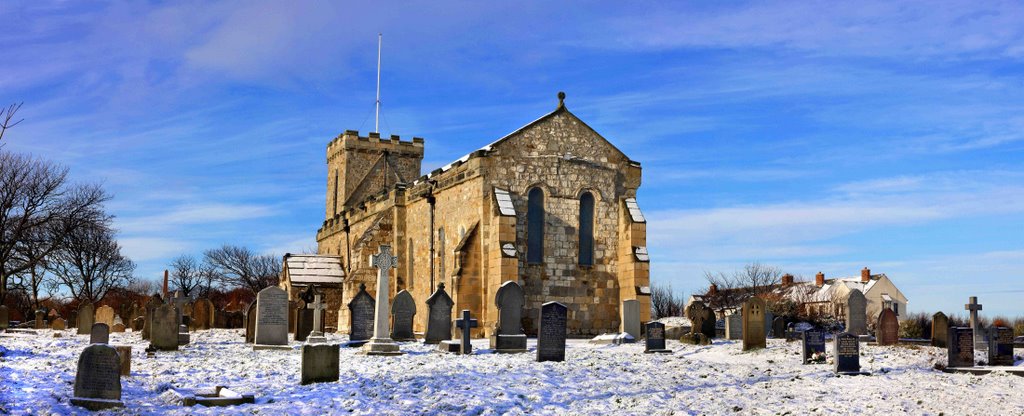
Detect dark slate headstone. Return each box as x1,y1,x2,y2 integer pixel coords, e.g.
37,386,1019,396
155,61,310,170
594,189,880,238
742,297,766,351
700,308,716,339
391,290,416,341
77,304,95,335
645,321,670,353
834,332,864,375
0,305,8,330
35,310,45,329
931,312,948,348
90,323,110,344
876,309,899,346
295,308,313,342
947,327,974,368
845,289,867,335
245,302,257,343
424,283,454,344
453,309,478,355
71,344,123,410
490,281,527,352
536,302,567,362
301,343,340,385
348,283,375,344
772,317,785,339
988,326,1014,366
802,329,826,364
151,304,178,351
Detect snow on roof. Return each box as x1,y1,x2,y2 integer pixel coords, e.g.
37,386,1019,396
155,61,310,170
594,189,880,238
284,255,345,285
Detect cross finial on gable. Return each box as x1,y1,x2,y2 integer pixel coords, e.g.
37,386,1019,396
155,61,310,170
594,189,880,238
557,91,566,109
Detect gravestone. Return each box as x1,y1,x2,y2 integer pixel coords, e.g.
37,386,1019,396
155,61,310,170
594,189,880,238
77,304,95,335
114,345,131,376
621,299,641,340
191,298,215,330
645,321,671,353
253,286,290,349
931,312,948,348
245,302,257,343
948,327,974,368
171,291,190,327
490,280,527,353
876,309,899,346
111,321,125,333
988,327,1014,366
347,283,375,345
151,304,178,351
742,297,766,351
449,309,479,354
424,283,454,344
71,344,123,410
537,302,568,362
95,305,115,328
35,310,45,329
142,295,162,340
802,329,826,364
391,290,416,341
834,332,865,375
52,317,67,330
301,344,340,385
178,324,190,345
964,296,985,352
700,308,716,339
0,305,8,330
304,289,328,344
725,313,742,340
90,323,110,344
295,307,313,342
362,245,403,356
845,289,867,336
132,317,144,332
772,317,785,339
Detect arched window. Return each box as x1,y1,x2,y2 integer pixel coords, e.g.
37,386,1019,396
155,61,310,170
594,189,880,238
527,187,544,264
578,192,595,266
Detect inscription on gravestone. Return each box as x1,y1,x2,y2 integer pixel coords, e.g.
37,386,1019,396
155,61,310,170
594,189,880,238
802,329,826,364
254,286,289,347
834,332,863,375
645,321,670,353
948,327,974,368
988,327,1014,366
348,283,375,344
537,302,567,362
71,344,123,410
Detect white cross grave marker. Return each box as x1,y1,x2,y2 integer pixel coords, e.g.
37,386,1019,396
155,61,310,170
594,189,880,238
305,288,327,344
361,245,403,355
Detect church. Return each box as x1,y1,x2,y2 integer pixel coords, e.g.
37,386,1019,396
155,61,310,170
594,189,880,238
284,93,650,338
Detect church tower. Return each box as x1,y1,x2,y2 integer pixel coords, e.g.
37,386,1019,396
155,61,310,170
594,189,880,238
324,130,424,220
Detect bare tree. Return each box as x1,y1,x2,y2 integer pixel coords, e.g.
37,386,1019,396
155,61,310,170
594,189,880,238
703,262,784,311
0,102,24,144
203,245,280,294
10,227,53,310
169,255,202,296
0,151,111,304
47,223,136,304
650,282,686,319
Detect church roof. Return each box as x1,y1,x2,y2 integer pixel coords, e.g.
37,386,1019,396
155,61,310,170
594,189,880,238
283,254,345,286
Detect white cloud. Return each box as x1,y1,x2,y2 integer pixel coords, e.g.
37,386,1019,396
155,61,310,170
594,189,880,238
115,203,277,234
118,237,191,262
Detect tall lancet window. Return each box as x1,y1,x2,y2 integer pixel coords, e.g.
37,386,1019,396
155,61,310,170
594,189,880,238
332,169,339,215
527,187,545,264
578,192,595,266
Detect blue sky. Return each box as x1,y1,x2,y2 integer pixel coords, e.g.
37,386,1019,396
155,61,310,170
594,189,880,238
3,1,1022,318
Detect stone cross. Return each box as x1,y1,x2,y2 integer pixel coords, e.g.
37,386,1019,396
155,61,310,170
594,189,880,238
171,290,189,326
361,245,402,355
965,296,985,349
455,309,478,355
305,289,327,343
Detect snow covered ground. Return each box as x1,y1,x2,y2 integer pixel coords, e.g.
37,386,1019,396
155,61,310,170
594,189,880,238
1,328,1022,415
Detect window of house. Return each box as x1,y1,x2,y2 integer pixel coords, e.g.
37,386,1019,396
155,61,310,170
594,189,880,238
578,192,594,266
527,187,544,264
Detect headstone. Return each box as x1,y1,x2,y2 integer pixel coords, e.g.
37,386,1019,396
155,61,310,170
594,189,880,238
34,310,45,329
845,289,867,335
114,345,131,376
424,283,454,344
802,329,826,364
191,298,214,330
305,289,328,344
171,291,190,327
0,305,8,330
295,308,313,342
361,245,403,355
876,309,899,346
253,286,290,349
834,332,865,375
451,309,479,355
620,299,641,340
71,344,123,410
245,302,257,343
301,343,340,385
725,313,742,340
964,296,985,352
741,297,766,351
645,321,671,353
764,311,774,336
391,290,416,341
537,302,568,362
95,305,115,328
150,304,178,351
700,308,716,339
931,312,948,348
178,324,190,345
77,304,95,335
347,283,375,345
947,327,974,367
110,316,124,333
988,326,1014,366
142,295,161,340
686,301,715,340
51,317,67,330
772,317,785,339
490,280,527,353
90,323,110,344
132,316,144,332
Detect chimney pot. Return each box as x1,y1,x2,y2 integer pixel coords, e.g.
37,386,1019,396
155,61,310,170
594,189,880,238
861,267,870,283
782,274,794,286
709,283,718,296
815,272,825,287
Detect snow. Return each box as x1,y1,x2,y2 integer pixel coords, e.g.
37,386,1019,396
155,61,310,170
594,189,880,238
1,328,1023,415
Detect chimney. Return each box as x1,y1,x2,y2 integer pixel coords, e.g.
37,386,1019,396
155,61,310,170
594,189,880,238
861,267,870,283
708,283,718,296
781,274,794,286
815,272,825,287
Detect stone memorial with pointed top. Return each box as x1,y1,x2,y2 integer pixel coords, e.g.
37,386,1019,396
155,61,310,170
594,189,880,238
254,286,290,350
361,245,403,356
845,289,867,336
71,344,123,410
490,280,527,353
424,283,454,344
77,304,95,335
931,311,948,348
391,289,416,341
348,283,375,346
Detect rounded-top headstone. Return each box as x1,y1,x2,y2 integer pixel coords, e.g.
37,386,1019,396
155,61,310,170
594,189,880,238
74,344,122,401
254,286,289,346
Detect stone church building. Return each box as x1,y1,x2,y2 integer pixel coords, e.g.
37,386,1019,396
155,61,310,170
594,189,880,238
304,93,650,337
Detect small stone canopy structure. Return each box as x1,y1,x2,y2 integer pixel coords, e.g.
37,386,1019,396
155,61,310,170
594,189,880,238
316,93,650,337
278,254,345,329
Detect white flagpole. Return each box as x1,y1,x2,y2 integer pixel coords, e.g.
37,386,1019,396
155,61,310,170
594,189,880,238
375,33,382,134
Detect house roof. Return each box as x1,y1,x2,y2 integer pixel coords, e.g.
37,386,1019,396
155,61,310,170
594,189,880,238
283,255,345,286
698,273,894,311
